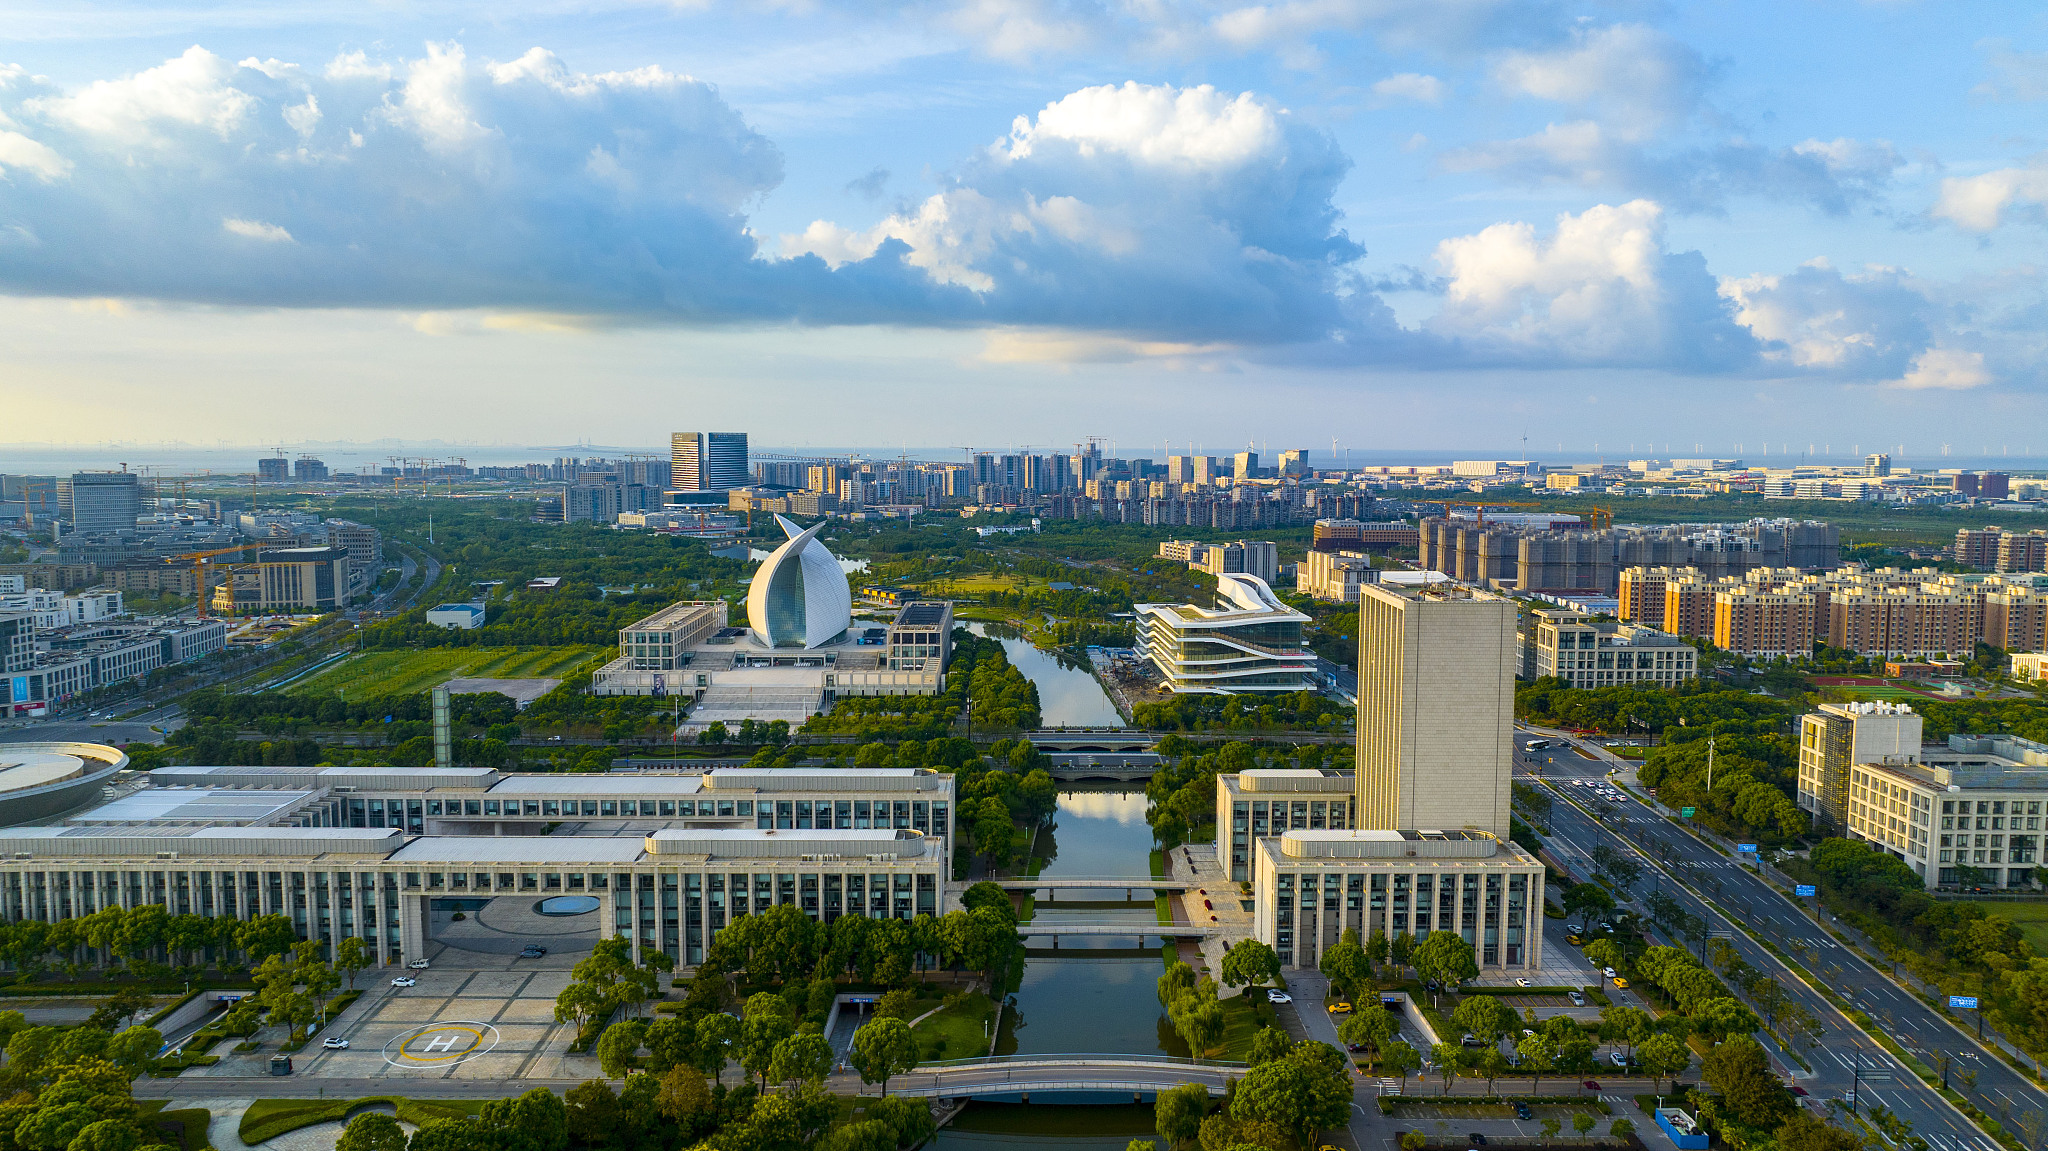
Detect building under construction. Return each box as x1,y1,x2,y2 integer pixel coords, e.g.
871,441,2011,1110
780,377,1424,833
1419,516,1840,595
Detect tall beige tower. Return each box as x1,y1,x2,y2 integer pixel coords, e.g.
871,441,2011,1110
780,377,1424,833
1355,583,1516,835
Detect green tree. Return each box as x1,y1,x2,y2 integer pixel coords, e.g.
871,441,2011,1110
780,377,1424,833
67,1121,141,1151
1451,996,1517,1045
1636,1032,1692,1092
693,1011,740,1085
1337,1005,1396,1061
407,1119,488,1151
1609,1119,1636,1140
768,1032,834,1086
1247,1027,1292,1067
1319,929,1372,1003
1572,1113,1597,1138
476,1088,568,1151
595,1019,646,1079
1541,1118,1562,1140
1583,939,1624,975
1378,1040,1422,1081
1703,1036,1787,1127
848,1016,921,1097
1599,1005,1654,1058
1410,931,1477,1005
1562,884,1616,925
337,1113,408,1151
1154,1082,1209,1150
1775,1112,1860,1151
1219,939,1281,993
336,937,372,989
739,993,796,1089
1229,1046,1353,1151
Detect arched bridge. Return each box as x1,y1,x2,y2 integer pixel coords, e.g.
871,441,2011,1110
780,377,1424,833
873,1055,1246,1098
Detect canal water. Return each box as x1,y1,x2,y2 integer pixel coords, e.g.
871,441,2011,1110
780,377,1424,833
967,623,1125,729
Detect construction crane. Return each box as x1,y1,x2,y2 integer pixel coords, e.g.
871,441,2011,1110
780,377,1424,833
169,545,259,619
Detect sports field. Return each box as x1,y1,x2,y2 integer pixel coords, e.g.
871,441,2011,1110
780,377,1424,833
1974,901,2048,955
293,646,606,697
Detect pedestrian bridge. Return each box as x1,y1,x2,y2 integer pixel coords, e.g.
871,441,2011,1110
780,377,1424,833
1025,730,1158,754
877,1054,1246,1098
986,876,1196,892
1013,923,1223,938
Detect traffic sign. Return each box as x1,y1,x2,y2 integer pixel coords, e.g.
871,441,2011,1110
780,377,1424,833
1737,844,1757,853
1680,807,1695,817
1949,995,1979,1010
1795,885,1817,897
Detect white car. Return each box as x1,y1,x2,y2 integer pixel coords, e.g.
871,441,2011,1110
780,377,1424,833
322,1037,349,1050
408,959,430,969
1515,977,1531,987
1265,990,1292,1004
1602,967,1618,979
391,976,416,988
1611,1051,1629,1068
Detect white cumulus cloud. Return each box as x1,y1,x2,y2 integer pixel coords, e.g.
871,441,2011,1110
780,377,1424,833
1369,73,1445,106
222,217,293,242
1892,347,1991,391
1932,162,2048,231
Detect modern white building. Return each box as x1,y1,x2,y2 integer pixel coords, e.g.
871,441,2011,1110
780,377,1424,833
748,515,854,649
424,603,485,630
1135,574,1314,694
1529,607,1697,690
1797,701,1923,833
1844,734,2048,890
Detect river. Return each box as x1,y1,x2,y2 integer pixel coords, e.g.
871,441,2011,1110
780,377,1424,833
966,623,1125,728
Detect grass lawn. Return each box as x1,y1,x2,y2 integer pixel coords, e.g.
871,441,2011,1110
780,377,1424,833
1973,900,2048,954
240,1097,488,1144
929,573,1054,595
1217,989,1278,1060
910,993,998,1062
293,646,605,697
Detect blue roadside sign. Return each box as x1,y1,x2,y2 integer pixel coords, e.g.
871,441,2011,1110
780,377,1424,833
1795,885,1816,897
1950,995,1979,1010
1737,844,1757,853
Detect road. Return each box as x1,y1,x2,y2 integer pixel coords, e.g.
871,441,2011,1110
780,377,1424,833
0,701,183,747
1518,729,2043,1151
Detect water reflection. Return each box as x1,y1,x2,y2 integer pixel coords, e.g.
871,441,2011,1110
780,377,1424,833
967,623,1124,728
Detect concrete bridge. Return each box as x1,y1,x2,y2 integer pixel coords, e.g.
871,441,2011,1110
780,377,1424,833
1013,923,1224,939
1043,754,1161,782
987,876,1196,892
1025,729,1157,754
877,1055,1246,1098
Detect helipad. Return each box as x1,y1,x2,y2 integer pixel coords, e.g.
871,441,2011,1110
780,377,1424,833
382,1020,501,1069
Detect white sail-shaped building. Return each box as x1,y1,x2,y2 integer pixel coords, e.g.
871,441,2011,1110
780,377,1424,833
746,514,853,648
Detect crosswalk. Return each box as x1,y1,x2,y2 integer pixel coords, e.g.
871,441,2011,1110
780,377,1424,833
1828,1050,1895,1072
1923,1132,2003,1151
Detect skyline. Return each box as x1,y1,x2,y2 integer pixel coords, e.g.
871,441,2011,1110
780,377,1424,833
2,2,2046,443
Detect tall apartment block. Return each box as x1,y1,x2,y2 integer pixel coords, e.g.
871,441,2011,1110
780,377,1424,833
670,432,749,493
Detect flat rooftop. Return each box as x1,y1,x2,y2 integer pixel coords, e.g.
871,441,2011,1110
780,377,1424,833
68,787,314,826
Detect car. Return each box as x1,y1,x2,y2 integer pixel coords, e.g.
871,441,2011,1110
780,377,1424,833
1203,899,1213,910
1327,1001,1352,1014
391,976,416,987
1568,991,1586,1006
1266,990,1292,1004
322,1037,349,1050
1611,977,1630,989
1602,967,1618,979
1460,1033,1483,1047
1522,1028,1536,1037
1566,923,1583,934
1469,1134,1488,1145
1514,977,1531,987
1582,1080,1601,1090
1347,1043,1368,1053
408,959,430,969
1611,1051,1629,1067
1565,934,1584,945
1514,1103,1533,1120
520,946,547,958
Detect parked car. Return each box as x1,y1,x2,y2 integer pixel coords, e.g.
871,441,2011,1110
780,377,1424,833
1514,1103,1533,1120
1469,1134,1488,1145
1460,1033,1483,1047
391,976,416,988
322,1037,349,1050
1327,1001,1351,1014
1568,991,1586,1006
408,959,430,970
1515,977,1531,987
520,946,548,958
1611,1051,1629,1068
1266,989,1292,1004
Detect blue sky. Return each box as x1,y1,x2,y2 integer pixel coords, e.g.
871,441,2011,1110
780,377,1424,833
3,0,2046,456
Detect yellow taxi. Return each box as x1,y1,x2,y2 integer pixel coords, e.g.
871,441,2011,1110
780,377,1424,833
1327,1000,1352,1014
1565,934,1584,945
1611,977,1630,989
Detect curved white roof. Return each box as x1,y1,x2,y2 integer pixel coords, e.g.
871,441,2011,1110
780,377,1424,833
745,513,853,648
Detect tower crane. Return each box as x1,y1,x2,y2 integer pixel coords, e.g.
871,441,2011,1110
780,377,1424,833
168,544,260,619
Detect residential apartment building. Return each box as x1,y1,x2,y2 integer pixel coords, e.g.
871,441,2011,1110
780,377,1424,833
1713,585,1819,657
1618,566,1687,625
1999,531,2048,574
1530,607,1697,690
1200,540,1279,584
1295,549,1377,603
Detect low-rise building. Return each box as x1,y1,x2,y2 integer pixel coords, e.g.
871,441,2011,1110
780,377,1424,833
425,604,486,630
211,547,350,614
1217,769,1356,883
590,600,730,696
885,602,952,672
1529,607,1696,689
1135,574,1313,694
2012,652,2048,681
1847,734,2048,889
1294,549,1377,603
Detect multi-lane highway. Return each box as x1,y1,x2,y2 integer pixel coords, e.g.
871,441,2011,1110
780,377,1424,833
1517,729,2045,1151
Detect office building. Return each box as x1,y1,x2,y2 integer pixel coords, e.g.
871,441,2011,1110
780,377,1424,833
1200,540,1279,584
67,472,141,533
589,601,730,695
1865,454,1892,477
211,547,350,614
1158,540,1211,565
670,432,749,493
1797,701,1923,834
1844,733,2047,889
1278,450,1309,477
1226,581,1541,973
885,602,953,673
1233,451,1259,480
1295,549,1377,603
1530,607,1698,688
1218,770,1355,882
2012,652,2048,681
1355,584,1515,837
0,751,954,968
1135,574,1313,694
